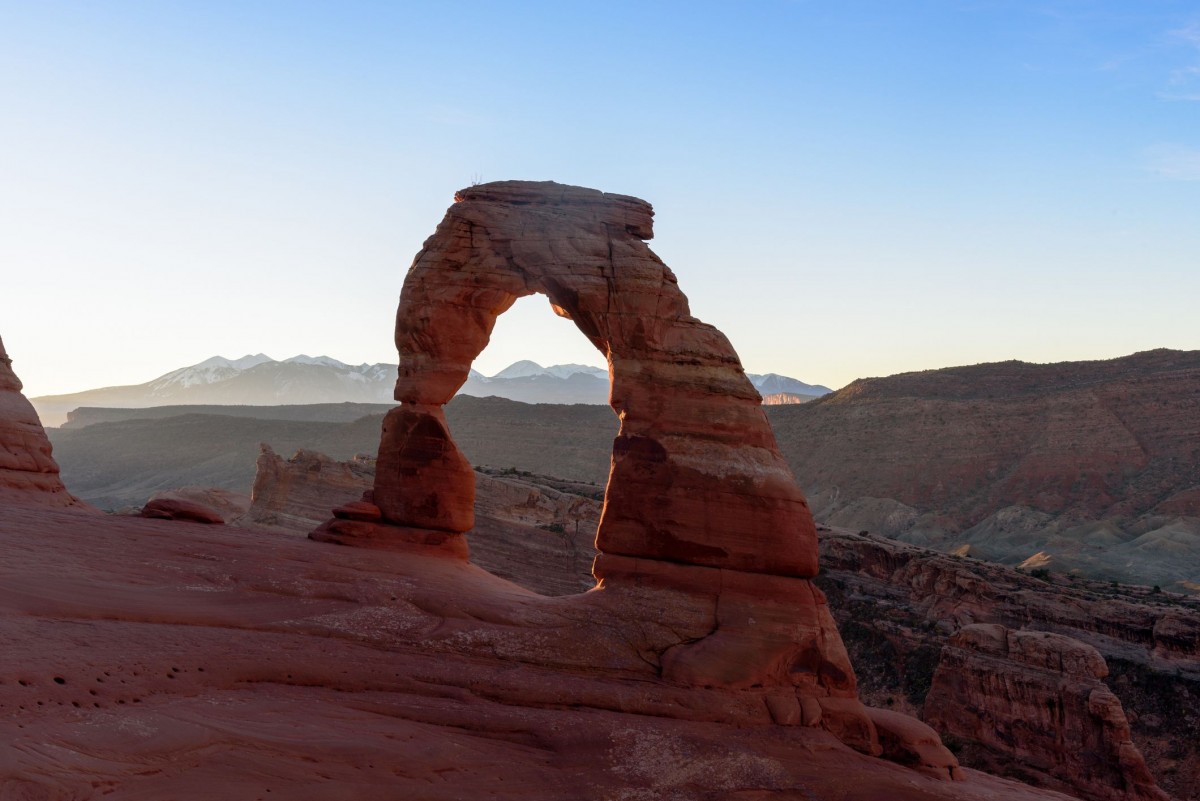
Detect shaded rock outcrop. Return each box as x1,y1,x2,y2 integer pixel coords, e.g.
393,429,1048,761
817,526,1199,800
140,487,250,525
0,335,86,508
140,497,227,525
247,445,600,596
926,624,1168,801
250,444,376,532
313,180,947,765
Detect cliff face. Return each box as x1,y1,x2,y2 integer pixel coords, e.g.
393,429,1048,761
0,335,86,508
818,527,1198,800
769,349,1200,590
249,444,377,533
794,349,1200,523
926,624,1167,801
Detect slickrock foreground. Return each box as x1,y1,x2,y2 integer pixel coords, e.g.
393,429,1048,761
927,624,1168,801
0,335,85,508
3,506,1082,800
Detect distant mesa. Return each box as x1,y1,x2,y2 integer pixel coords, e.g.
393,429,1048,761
778,347,1200,592
31,353,829,427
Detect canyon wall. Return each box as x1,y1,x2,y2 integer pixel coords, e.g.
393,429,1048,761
819,527,1196,800
926,624,1167,801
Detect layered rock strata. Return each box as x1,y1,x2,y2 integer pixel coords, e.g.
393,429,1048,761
251,445,376,532
926,624,1168,801
817,526,1197,799
0,335,85,508
770,349,1200,590
312,181,949,766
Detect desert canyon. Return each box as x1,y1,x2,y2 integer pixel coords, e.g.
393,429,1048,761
2,182,1194,801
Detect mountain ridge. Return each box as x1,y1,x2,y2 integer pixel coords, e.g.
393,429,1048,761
31,354,829,426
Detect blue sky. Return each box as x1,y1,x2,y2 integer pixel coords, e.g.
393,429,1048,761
2,1,1198,397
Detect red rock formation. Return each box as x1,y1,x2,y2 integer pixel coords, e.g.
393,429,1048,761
312,181,949,765
335,181,813,577
250,444,376,532
140,496,227,524
926,624,1168,801
248,446,600,595
0,335,86,508
818,528,1200,677
762,391,815,405
145,486,250,524
868,706,965,781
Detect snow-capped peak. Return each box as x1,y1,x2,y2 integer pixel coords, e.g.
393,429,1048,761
543,363,608,380
192,353,274,371
492,360,546,379
284,355,351,369
747,373,833,396
489,360,607,380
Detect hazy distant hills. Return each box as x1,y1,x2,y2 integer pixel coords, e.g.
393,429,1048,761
49,396,615,509
32,355,395,428
46,348,1200,591
31,355,829,427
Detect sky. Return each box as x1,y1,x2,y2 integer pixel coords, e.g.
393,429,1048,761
2,0,1198,398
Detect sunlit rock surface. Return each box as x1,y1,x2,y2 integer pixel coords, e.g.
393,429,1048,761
0,335,87,508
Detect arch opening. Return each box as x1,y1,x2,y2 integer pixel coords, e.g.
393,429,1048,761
450,293,618,596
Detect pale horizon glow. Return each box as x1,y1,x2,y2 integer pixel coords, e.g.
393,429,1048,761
3,2,1198,399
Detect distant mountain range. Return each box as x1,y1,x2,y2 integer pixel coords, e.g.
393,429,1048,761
44,348,1200,592
30,355,830,427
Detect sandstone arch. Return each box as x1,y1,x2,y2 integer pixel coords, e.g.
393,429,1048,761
318,180,817,577
308,182,974,766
